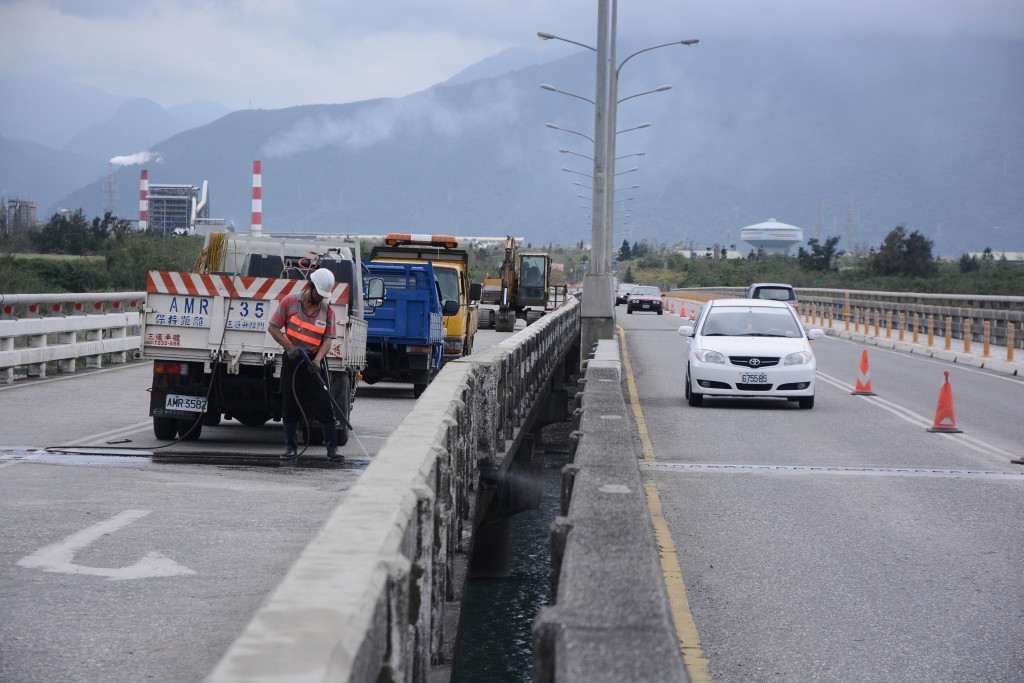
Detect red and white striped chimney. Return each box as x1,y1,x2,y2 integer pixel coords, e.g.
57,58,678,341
251,161,262,236
138,169,149,231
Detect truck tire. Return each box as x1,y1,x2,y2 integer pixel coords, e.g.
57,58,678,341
413,382,427,398
332,372,351,447
177,416,203,440
153,416,178,440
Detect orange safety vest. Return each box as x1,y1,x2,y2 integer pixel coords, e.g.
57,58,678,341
285,305,328,350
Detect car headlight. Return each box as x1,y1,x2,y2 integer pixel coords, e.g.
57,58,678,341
694,349,726,364
784,351,813,366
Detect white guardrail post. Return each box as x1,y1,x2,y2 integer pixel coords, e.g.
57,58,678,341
0,292,145,384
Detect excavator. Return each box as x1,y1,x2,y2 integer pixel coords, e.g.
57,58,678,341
480,236,552,332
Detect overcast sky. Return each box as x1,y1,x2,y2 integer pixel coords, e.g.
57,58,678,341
2,0,1022,111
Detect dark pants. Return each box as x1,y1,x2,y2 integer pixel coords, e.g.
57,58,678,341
281,352,336,426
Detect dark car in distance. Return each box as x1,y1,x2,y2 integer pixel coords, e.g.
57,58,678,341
626,286,664,315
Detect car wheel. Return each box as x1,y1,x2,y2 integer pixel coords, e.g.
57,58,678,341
627,306,633,314
799,395,815,409
657,309,663,315
686,368,703,407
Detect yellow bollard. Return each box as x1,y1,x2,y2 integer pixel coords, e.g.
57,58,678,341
945,316,952,350
983,320,991,358
874,309,880,337
899,311,905,342
1008,323,1015,362
964,317,971,353
844,294,850,332
927,314,934,347
913,313,920,344
886,310,892,339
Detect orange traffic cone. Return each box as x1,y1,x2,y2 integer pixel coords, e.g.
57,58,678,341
927,371,962,433
851,349,876,395
689,309,696,321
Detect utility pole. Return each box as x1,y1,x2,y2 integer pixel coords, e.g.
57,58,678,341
580,0,616,353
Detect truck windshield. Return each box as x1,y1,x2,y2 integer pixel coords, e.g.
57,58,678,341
434,267,460,302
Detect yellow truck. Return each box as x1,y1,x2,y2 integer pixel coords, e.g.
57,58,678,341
370,233,481,362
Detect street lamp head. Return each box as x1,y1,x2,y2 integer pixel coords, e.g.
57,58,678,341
655,85,672,92
537,32,556,40
680,39,699,46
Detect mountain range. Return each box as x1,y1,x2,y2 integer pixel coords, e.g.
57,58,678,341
3,35,1022,256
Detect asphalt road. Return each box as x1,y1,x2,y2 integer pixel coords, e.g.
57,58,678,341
0,326,514,682
622,307,1024,682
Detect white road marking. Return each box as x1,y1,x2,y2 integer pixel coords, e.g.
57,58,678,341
17,509,196,580
816,371,1014,459
57,420,154,448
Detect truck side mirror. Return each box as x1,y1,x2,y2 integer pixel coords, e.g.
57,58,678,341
366,277,385,310
442,299,459,317
469,282,483,302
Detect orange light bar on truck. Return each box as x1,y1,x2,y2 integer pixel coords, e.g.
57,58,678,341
384,233,458,248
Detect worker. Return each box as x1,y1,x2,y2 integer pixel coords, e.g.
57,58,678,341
268,268,342,464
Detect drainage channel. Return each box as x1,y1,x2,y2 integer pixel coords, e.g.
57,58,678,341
453,449,568,682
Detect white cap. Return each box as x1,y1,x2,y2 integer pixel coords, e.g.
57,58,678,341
310,268,335,300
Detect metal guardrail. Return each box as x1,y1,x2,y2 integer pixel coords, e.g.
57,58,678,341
0,292,146,384
207,297,582,682
673,287,1024,349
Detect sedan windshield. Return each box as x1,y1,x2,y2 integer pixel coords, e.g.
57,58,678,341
632,286,661,296
700,307,801,337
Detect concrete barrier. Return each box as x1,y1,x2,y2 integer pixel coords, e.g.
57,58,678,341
206,298,581,682
533,338,688,683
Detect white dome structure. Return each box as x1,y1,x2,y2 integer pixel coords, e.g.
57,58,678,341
740,218,803,254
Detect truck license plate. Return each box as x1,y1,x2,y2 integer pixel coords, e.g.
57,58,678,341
741,373,768,384
165,394,207,412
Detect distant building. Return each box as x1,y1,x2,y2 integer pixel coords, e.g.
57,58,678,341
1,196,39,236
740,218,803,254
146,181,210,235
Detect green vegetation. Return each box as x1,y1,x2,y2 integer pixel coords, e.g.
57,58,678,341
1,210,204,293
4,215,1020,297
616,227,1024,296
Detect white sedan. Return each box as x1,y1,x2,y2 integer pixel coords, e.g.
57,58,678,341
678,298,824,408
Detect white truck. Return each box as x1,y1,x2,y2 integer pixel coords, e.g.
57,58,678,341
140,232,371,445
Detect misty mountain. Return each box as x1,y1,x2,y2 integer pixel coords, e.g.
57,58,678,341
63,98,191,163
0,136,104,208
47,36,1024,255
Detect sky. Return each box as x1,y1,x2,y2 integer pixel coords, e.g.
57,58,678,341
2,0,1023,111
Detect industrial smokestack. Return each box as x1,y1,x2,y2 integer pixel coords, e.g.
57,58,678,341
139,169,149,231
251,161,262,236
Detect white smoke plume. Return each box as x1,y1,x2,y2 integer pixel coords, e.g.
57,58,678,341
110,151,162,167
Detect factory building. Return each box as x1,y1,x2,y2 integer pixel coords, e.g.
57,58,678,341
1,196,39,237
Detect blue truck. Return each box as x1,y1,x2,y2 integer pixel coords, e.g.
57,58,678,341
362,261,449,398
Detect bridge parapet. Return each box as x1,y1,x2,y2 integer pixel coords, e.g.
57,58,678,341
0,291,145,383
206,298,581,683
533,338,688,682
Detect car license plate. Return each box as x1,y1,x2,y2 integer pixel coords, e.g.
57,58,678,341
741,373,768,384
642,303,650,308
165,394,207,412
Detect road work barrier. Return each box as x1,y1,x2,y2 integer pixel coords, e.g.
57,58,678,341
206,297,581,682
0,292,144,384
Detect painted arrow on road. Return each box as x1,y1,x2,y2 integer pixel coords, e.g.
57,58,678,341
17,509,196,580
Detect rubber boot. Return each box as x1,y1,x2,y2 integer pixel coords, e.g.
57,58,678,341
281,423,298,461
323,426,343,463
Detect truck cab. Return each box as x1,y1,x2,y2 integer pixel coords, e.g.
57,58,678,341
369,234,482,362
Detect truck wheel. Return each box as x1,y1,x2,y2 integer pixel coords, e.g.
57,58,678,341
177,416,203,440
202,412,222,426
332,372,351,446
153,416,178,440
413,382,427,398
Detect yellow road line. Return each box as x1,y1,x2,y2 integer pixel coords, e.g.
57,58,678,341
618,326,655,462
619,325,713,682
